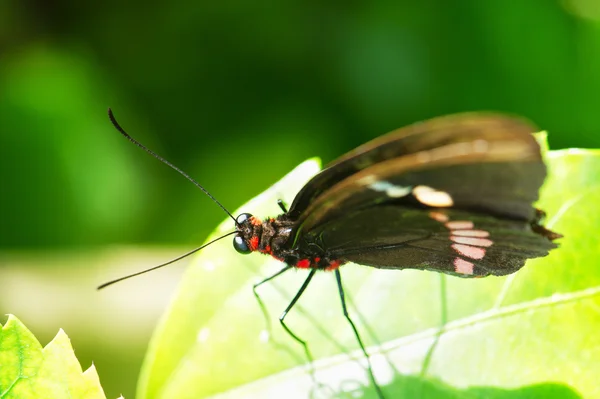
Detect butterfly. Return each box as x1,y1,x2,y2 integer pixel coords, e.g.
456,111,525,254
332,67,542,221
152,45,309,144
100,110,561,398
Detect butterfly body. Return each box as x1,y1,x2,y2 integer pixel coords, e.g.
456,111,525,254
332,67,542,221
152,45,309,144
237,213,346,270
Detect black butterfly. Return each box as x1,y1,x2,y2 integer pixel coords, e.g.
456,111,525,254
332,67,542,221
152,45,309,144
100,111,561,399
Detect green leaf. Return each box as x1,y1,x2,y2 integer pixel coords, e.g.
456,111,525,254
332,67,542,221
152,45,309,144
137,145,600,399
0,315,122,399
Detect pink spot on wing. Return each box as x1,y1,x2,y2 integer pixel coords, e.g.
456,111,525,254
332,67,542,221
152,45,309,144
446,221,475,230
452,243,486,259
450,236,493,247
452,229,490,238
429,211,449,223
454,258,474,275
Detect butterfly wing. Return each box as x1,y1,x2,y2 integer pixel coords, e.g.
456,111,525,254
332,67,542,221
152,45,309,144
285,113,560,273
287,112,542,226
288,114,545,239
300,206,557,277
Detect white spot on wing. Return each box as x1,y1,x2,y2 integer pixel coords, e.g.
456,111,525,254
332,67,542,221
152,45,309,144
386,185,413,198
369,181,393,191
413,185,454,207
368,181,412,198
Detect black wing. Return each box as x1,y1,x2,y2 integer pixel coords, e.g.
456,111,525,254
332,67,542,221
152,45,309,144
287,113,546,238
286,113,560,273
299,206,558,277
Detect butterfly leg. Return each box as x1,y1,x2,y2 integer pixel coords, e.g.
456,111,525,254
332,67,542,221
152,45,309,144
252,265,312,364
252,265,293,342
254,267,336,395
277,199,288,213
279,268,317,365
335,269,385,399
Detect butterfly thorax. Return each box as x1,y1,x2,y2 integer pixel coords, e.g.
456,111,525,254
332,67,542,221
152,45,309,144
239,215,345,270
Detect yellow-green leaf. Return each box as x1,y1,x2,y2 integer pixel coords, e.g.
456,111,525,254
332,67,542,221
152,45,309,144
0,315,122,399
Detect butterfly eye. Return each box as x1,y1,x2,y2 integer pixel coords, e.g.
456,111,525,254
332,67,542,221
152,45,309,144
233,234,251,254
236,213,253,225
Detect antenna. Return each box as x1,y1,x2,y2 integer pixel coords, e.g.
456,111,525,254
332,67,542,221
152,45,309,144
107,108,237,224
97,231,237,289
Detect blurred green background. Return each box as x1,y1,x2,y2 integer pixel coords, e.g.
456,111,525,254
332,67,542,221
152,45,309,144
1,1,600,398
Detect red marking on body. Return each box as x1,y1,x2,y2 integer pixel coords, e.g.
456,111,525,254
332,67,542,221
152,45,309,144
314,257,321,263
325,260,342,271
450,236,493,247
452,243,486,260
446,221,475,230
429,211,449,223
249,236,259,251
454,258,474,275
296,259,311,268
452,229,490,238
258,245,271,254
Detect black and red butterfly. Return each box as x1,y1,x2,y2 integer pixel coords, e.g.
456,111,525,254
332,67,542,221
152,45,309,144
100,110,561,398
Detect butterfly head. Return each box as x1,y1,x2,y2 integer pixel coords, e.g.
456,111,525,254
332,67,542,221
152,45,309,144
233,213,262,254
